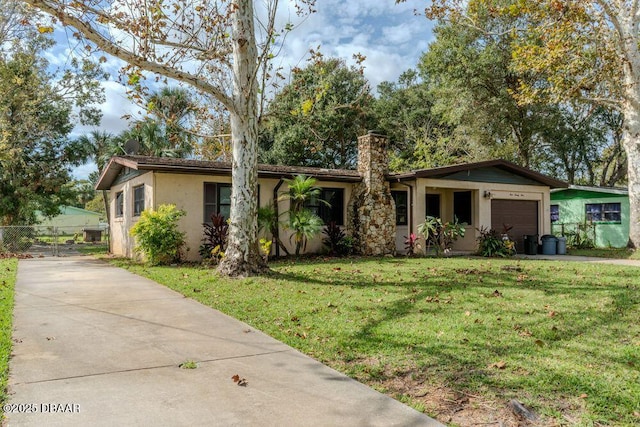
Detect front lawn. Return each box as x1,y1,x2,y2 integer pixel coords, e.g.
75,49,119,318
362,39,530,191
568,247,640,260
0,258,17,410
113,257,640,426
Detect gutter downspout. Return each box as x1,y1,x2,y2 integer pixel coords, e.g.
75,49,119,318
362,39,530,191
273,179,284,257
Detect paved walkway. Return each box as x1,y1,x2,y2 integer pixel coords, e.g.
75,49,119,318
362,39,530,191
7,256,441,427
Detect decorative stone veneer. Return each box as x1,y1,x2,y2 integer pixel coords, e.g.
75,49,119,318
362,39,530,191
347,132,396,255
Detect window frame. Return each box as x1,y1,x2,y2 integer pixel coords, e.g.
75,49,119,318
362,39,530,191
203,182,232,223
585,202,621,223
303,187,345,225
217,184,232,220
115,191,124,218
133,185,145,217
550,204,560,223
391,190,408,226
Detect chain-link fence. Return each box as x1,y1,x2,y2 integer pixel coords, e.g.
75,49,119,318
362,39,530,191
0,225,109,257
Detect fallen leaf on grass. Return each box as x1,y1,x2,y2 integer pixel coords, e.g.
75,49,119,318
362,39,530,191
489,360,507,369
548,311,557,317
579,393,588,399
231,374,248,386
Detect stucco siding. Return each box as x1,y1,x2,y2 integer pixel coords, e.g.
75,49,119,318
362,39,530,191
140,173,354,261
412,179,550,252
110,171,154,259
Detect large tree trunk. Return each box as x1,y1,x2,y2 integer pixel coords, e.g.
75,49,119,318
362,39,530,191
620,10,640,249
622,103,640,248
218,0,268,277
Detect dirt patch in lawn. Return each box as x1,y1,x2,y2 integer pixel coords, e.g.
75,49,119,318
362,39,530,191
343,359,584,426
383,373,526,426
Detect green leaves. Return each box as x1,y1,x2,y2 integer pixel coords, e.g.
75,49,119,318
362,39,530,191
261,57,375,169
130,204,186,265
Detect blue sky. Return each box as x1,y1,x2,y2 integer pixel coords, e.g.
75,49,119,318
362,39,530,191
69,0,435,179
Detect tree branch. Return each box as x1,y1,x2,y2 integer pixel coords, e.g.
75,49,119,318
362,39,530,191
27,0,234,111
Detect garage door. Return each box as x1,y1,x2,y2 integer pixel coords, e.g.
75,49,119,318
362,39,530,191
491,200,539,252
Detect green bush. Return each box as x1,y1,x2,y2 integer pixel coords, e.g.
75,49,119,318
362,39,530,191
476,226,515,257
130,204,186,265
417,216,466,256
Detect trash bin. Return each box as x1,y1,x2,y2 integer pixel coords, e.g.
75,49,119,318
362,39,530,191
556,236,567,255
523,234,539,255
540,234,558,255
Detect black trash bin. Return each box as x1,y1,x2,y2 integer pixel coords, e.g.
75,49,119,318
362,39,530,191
523,234,538,255
541,234,558,255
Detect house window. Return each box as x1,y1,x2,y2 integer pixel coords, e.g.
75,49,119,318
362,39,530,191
453,191,472,225
203,183,232,222
133,185,145,216
392,191,408,225
426,193,441,218
304,188,344,225
586,203,621,223
218,185,232,220
115,191,124,218
550,204,560,223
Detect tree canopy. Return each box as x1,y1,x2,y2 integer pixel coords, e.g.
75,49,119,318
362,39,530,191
0,4,104,225
405,0,640,247
261,57,375,169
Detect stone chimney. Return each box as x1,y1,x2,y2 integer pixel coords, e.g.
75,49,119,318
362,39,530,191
347,131,396,255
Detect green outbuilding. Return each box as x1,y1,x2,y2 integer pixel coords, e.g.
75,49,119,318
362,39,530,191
550,185,629,248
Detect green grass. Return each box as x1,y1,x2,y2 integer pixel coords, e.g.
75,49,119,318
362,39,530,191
112,257,640,425
75,243,109,255
568,247,640,260
0,258,17,411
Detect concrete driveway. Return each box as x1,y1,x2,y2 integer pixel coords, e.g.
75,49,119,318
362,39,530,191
6,256,441,427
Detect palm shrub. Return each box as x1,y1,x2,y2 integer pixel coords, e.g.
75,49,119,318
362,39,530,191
282,175,326,213
280,175,329,257
289,209,324,256
130,204,186,265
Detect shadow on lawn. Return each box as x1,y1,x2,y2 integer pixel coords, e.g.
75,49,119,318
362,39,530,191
270,257,639,423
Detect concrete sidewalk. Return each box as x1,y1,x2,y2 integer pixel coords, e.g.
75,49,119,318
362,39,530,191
7,256,441,427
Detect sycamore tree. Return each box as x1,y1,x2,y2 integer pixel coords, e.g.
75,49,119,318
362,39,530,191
403,0,640,248
24,0,315,276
